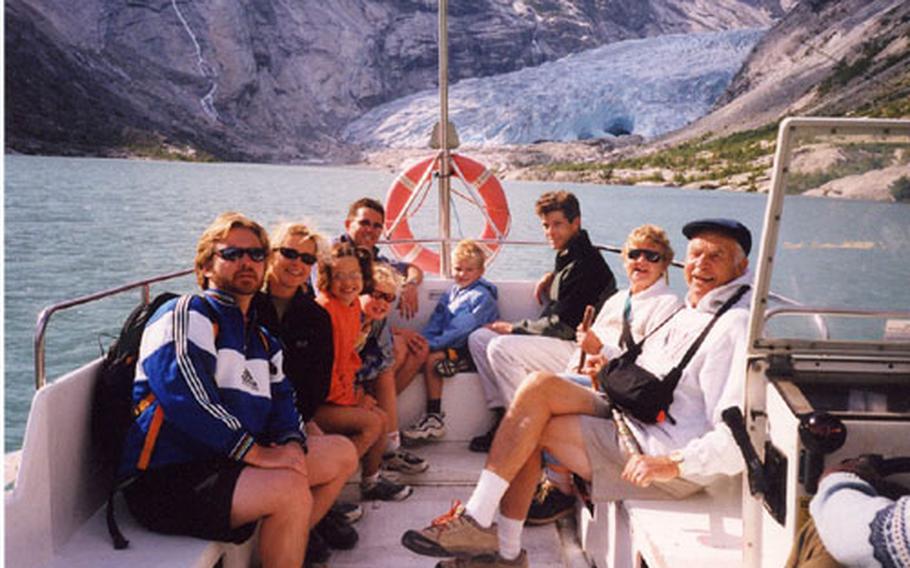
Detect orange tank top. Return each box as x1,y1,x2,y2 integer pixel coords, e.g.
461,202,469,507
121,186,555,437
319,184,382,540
317,294,363,406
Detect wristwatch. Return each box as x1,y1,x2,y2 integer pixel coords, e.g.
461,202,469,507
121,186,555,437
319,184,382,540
669,450,685,472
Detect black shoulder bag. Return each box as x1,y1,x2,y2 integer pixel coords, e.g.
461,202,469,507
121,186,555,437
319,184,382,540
597,285,749,424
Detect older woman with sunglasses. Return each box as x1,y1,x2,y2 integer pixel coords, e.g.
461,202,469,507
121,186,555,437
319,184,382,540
252,223,361,561
574,224,682,366
527,224,684,525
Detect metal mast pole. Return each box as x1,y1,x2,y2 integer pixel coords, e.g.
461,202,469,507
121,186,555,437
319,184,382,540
437,0,452,277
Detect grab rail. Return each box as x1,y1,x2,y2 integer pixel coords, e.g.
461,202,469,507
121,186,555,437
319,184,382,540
31,240,816,390
33,268,194,390
765,305,910,327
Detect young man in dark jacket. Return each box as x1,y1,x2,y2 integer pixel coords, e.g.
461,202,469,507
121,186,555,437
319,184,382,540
467,190,616,452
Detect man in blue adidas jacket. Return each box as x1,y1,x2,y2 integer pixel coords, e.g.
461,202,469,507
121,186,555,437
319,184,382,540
119,212,347,567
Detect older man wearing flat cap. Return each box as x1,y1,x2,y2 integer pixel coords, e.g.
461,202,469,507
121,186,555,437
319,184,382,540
401,218,755,568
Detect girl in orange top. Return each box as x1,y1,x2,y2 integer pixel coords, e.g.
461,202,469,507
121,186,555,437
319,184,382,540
314,243,412,502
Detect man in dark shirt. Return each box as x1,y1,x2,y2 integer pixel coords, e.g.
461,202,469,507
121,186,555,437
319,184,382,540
467,190,616,451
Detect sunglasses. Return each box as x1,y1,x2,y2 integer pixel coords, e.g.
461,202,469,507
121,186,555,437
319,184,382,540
627,248,662,263
277,247,318,265
370,290,397,303
357,219,384,230
215,246,267,262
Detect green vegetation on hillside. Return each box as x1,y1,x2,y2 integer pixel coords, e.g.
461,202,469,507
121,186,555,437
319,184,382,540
785,142,904,195
817,36,901,96
547,123,778,190
123,141,218,163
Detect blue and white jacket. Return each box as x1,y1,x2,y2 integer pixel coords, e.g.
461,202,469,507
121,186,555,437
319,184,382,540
117,289,305,480
422,278,499,352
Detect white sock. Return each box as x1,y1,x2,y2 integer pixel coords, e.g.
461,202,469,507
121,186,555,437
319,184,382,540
464,469,510,527
497,513,523,561
386,431,401,454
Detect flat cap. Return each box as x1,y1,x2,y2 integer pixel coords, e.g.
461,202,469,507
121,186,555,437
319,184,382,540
682,218,752,255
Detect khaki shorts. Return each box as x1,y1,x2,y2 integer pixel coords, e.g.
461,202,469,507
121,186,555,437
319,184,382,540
579,414,703,502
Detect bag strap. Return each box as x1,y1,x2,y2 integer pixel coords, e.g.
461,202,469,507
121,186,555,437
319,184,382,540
619,295,634,350
661,285,750,397
620,302,684,361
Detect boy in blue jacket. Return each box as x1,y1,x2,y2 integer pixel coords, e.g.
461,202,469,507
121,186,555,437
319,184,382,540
402,240,499,442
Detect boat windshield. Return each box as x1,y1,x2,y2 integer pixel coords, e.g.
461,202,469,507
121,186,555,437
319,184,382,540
756,119,910,348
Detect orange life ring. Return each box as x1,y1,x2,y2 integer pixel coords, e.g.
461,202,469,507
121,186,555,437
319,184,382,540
384,153,510,275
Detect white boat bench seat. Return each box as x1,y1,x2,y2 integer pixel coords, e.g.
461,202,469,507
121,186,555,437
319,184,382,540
46,496,254,568
622,476,743,568
5,359,254,568
391,278,543,440
578,475,743,568
397,370,495,441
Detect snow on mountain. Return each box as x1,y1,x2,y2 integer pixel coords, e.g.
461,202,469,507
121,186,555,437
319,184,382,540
344,29,765,148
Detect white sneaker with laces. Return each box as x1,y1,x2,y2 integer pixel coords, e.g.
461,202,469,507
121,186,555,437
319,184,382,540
383,448,429,474
403,412,446,442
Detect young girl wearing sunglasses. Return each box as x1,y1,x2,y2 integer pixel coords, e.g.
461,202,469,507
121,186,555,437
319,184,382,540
356,263,429,476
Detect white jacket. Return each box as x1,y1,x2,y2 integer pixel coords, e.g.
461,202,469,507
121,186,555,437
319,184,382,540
564,280,681,373
627,272,753,482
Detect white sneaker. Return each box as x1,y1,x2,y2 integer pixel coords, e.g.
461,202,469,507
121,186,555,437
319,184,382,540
403,412,446,442
361,475,413,501
383,448,429,474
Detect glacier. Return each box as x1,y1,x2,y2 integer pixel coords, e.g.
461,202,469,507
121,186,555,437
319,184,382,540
343,28,765,148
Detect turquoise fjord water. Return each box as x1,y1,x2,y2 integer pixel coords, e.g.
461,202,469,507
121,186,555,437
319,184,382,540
5,155,909,450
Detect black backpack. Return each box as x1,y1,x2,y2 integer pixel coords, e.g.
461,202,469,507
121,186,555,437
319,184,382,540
91,291,179,549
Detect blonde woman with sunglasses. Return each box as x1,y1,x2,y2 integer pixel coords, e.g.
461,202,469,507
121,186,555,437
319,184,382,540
253,223,365,561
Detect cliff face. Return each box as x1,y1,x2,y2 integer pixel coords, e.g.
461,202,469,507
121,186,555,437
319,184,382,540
658,0,910,145
5,0,783,162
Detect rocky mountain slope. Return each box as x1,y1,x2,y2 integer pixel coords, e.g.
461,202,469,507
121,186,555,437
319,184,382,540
6,0,785,161
484,0,909,201
657,0,910,145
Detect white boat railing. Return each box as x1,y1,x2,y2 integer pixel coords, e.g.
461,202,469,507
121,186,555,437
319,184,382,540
32,238,817,392
30,240,631,391
747,116,910,355
33,268,194,390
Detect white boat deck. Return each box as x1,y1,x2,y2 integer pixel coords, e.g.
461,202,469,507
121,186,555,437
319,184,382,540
331,442,582,567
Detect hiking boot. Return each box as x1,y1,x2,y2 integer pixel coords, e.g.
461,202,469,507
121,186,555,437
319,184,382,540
435,550,528,568
305,529,331,565
383,448,430,474
403,413,446,442
525,481,576,525
331,501,363,524
315,509,359,549
401,500,498,558
361,475,413,501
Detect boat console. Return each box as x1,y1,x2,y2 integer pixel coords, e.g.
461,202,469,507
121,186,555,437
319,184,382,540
739,117,910,568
